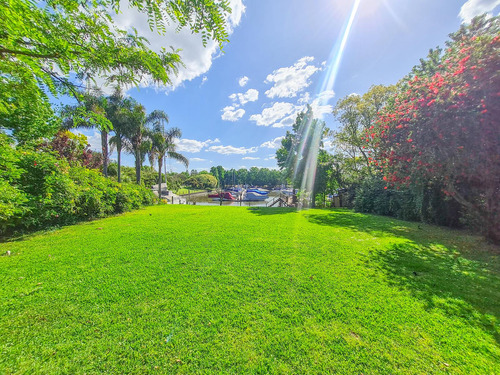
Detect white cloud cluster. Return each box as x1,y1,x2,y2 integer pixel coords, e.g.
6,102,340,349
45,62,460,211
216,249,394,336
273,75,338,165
208,144,258,155
190,157,207,162
310,90,335,117
249,102,296,127
239,76,249,87
459,0,500,22
264,56,321,99
221,106,246,122
221,88,259,121
229,88,259,106
260,136,284,149
110,0,246,91
242,156,260,160
175,138,220,153
249,90,334,128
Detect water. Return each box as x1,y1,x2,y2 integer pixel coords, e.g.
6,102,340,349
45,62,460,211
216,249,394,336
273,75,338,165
183,192,279,207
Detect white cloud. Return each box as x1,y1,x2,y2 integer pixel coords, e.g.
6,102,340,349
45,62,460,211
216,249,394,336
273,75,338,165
242,156,260,160
272,113,297,128
175,138,220,153
264,56,321,98
260,136,284,149
239,76,249,87
208,144,258,155
264,154,276,161
310,90,335,118
201,76,208,85
190,158,207,162
229,88,259,106
110,0,245,92
221,106,245,121
249,102,296,127
298,92,311,105
459,0,500,22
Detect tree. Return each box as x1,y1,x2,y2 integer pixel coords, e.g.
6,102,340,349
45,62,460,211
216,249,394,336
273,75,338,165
276,105,327,207
61,91,113,176
107,89,138,182
149,123,188,200
61,90,117,175
372,15,500,242
0,0,231,117
123,108,167,185
331,85,395,178
47,130,103,169
210,166,226,188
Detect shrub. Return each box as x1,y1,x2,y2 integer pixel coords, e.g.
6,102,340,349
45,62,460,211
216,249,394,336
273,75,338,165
0,139,155,237
354,175,462,226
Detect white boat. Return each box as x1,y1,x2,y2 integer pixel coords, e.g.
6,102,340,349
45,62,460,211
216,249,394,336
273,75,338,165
244,192,269,201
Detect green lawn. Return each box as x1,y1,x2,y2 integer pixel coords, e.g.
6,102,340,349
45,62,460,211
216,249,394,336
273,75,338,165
1,206,499,374
174,188,206,195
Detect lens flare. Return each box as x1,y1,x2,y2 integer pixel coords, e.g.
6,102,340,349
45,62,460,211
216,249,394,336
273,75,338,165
290,0,361,208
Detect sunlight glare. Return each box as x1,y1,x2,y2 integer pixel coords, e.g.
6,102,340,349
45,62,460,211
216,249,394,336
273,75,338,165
293,0,362,208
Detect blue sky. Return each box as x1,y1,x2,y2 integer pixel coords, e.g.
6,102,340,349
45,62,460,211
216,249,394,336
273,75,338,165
79,0,500,172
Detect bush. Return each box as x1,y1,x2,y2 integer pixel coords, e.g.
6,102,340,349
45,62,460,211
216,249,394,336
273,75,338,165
18,150,78,228
354,175,462,226
184,174,217,190
0,139,155,237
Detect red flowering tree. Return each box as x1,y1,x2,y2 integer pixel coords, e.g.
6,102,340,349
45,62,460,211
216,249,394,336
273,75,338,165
48,130,103,170
371,16,500,242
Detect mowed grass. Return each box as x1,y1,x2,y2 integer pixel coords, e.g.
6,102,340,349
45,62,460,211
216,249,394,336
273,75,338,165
174,188,206,195
1,206,499,374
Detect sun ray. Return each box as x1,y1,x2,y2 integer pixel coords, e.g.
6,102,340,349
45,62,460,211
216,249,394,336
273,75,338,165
293,0,362,207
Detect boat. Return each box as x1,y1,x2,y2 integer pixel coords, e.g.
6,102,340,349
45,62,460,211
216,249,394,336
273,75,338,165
244,192,269,201
246,188,269,195
208,192,237,201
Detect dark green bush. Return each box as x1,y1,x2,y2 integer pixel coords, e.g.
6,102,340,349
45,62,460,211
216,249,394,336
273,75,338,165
354,175,462,226
0,138,155,236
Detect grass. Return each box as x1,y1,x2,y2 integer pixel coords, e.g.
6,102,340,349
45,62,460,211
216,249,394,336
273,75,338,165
1,206,499,374
174,188,206,195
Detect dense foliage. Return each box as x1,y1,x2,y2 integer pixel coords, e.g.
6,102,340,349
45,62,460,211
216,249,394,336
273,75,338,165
184,173,218,190
370,16,500,242
209,166,284,188
0,135,154,237
0,0,230,142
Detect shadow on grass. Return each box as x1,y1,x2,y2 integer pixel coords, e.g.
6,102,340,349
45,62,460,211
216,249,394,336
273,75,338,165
247,207,299,216
305,209,500,346
372,242,500,345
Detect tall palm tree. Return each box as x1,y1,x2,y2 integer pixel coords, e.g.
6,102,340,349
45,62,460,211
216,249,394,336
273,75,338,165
61,90,112,176
123,108,173,185
107,91,139,182
150,124,189,199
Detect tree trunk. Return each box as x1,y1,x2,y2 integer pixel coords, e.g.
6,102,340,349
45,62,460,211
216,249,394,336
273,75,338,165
158,156,163,202
135,149,141,184
101,130,108,177
117,145,121,183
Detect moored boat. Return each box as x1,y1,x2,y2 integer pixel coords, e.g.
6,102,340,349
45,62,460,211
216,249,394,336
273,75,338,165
208,192,237,200
244,192,269,201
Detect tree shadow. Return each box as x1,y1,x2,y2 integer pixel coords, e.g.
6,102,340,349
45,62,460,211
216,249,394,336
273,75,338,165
305,209,500,345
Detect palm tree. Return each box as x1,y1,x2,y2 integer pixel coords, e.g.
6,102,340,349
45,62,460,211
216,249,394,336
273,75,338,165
123,108,174,185
61,90,112,176
107,91,140,182
150,123,189,200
